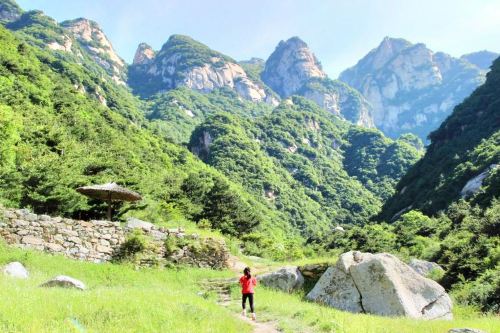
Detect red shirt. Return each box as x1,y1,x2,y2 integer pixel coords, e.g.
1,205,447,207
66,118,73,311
239,275,257,294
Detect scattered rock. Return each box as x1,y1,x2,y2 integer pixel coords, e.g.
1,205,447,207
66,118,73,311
125,217,154,231
307,251,453,319
409,258,444,277
3,262,29,279
258,266,304,292
461,164,498,197
40,275,86,290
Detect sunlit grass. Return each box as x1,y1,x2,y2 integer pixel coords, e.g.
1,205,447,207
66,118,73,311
0,242,250,333
228,284,499,333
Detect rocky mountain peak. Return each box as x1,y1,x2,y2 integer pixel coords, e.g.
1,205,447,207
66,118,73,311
339,37,485,140
461,50,499,70
133,42,155,65
262,36,326,97
0,0,22,24
61,18,125,84
128,35,277,104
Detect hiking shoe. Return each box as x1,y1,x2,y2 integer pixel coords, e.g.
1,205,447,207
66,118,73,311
251,313,256,321
241,310,246,317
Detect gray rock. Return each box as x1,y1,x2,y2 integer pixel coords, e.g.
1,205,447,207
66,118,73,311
126,217,153,231
461,164,498,197
298,263,329,281
307,251,453,319
409,258,444,277
40,275,86,290
339,37,486,140
258,266,304,292
448,329,488,333
3,262,29,279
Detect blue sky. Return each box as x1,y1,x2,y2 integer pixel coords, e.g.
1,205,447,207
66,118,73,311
16,0,500,77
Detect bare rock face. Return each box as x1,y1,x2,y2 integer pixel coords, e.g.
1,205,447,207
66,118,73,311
461,164,498,197
258,266,304,292
299,78,375,128
307,251,453,320
409,258,444,277
61,18,126,84
262,37,374,127
340,37,486,140
133,42,155,65
128,35,274,104
262,37,326,98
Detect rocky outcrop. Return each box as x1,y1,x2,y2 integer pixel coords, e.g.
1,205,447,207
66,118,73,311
339,37,486,140
0,0,22,24
128,35,276,104
461,51,499,71
262,37,326,97
3,261,29,279
299,78,375,127
61,18,126,84
258,266,304,292
40,275,86,290
461,164,498,197
409,259,444,277
133,42,155,65
262,37,374,127
306,251,453,319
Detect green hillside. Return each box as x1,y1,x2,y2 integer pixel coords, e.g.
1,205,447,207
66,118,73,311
188,97,421,243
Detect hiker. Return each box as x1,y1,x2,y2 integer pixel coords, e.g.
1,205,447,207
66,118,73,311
239,267,257,320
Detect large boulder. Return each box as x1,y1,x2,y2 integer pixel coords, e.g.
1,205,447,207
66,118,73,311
298,263,329,282
3,262,29,279
258,266,304,292
40,275,86,290
306,251,453,319
409,258,444,277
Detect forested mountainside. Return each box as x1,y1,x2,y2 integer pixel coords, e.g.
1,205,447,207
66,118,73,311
0,3,422,259
188,97,421,239
0,23,296,257
340,37,488,140
381,57,500,219
331,56,500,312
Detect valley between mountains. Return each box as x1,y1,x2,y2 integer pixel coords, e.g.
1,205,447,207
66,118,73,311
0,0,498,332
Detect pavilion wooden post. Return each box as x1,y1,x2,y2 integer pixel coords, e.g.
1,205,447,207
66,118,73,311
107,192,112,221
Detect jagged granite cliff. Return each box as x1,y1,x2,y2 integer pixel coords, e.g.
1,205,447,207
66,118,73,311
128,35,278,104
262,37,375,127
61,18,126,84
381,56,500,219
339,37,486,140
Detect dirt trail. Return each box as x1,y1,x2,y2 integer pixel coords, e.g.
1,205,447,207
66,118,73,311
203,278,280,333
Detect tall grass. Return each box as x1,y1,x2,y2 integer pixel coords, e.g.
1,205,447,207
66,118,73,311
0,242,250,333
228,287,499,333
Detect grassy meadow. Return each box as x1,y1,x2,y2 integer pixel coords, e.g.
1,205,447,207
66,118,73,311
1,241,499,333
0,241,250,333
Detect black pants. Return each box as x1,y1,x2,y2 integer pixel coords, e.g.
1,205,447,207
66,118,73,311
242,293,254,313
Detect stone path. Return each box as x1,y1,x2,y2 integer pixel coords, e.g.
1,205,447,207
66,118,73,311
203,278,280,333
